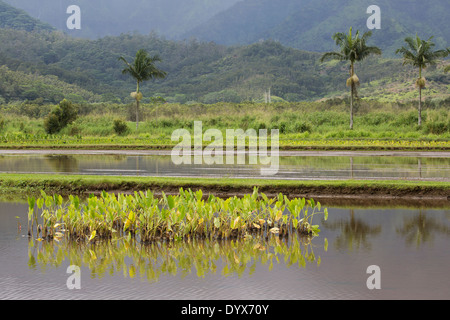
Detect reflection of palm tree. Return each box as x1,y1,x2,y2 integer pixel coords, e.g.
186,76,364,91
396,209,450,248
45,155,79,173
324,209,381,251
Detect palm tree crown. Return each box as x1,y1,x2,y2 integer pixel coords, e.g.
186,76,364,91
395,35,448,126
395,35,448,74
119,49,167,93
320,27,382,64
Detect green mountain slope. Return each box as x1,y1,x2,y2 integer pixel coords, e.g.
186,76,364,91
186,0,449,56
0,1,448,105
0,27,448,105
0,0,54,32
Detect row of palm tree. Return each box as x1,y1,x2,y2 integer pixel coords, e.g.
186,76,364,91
320,28,449,129
119,30,448,131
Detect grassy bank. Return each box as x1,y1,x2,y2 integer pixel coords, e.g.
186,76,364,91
1,173,448,200
1,101,449,150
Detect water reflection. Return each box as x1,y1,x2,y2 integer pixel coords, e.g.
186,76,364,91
2,200,449,299
27,234,326,282
45,155,79,173
396,209,450,248
1,153,449,180
323,209,382,251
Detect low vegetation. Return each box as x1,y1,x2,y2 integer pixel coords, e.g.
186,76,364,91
26,188,328,243
0,101,449,150
1,173,448,201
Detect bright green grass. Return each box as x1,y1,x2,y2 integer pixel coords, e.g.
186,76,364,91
1,173,448,197
1,102,449,150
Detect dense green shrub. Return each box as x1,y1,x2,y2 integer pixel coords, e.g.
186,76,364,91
424,121,449,134
44,114,61,134
0,115,5,132
293,121,312,133
44,99,78,134
113,119,129,135
393,111,418,127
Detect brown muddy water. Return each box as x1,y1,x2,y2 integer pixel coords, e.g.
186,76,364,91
0,150,449,181
1,200,449,300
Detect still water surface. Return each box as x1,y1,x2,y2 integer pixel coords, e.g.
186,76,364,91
0,151,449,180
1,200,449,300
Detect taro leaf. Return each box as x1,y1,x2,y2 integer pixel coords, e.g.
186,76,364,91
231,216,240,229
73,196,80,210
275,210,283,222
27,196,35,211
88,230,96,242
292,218,298,229
57,195,63,206
167,195,175,210
36,198,44,209
214,217,221,229
261,192,269,203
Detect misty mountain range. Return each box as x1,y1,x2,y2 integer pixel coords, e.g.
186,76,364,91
3,0,449,55
0,0,448,105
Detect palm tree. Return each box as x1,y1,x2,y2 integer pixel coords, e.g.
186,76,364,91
119,49,167,130
320,27,382,130
395,36,448,126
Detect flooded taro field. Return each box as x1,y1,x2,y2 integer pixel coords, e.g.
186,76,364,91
0,150,449,300
0,150,449,181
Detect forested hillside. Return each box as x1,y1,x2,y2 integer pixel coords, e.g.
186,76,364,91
0,0,54,32
0,28,448,105
186,0,450,55
0,1,448,105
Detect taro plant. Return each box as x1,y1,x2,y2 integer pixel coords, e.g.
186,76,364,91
27,188,328,243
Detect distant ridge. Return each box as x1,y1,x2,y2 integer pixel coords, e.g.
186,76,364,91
0,0,54,32
184,0,449,56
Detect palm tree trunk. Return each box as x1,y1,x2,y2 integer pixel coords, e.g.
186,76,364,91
349,62,354,130
136,99,139,130
136,81,140,131
418,67,422,127
350,85,354,130
418,87,422,127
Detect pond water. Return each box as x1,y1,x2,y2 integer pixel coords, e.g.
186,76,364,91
1,200,449,300
0,150,449,181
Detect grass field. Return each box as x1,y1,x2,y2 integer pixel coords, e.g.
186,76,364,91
1,173,448,199
1,101,449,150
